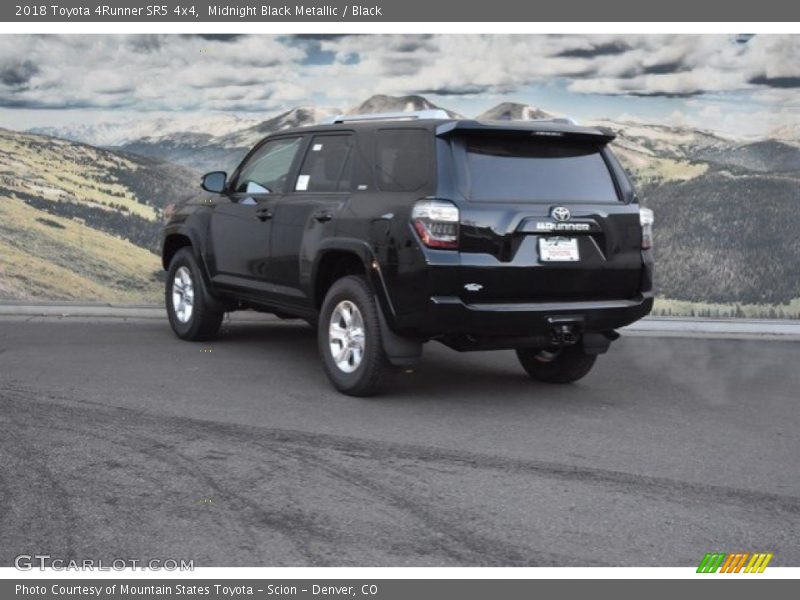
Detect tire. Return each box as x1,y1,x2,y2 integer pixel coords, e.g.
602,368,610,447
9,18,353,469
318,275,389,396
516,344,597,384
165,247,223,341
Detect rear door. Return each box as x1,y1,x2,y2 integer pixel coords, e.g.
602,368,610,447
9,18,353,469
269,132,355,307
450,133,642,303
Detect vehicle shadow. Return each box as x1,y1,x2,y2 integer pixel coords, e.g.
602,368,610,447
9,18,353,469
213,319,599,405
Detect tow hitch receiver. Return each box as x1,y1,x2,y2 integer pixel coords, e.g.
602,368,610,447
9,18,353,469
547,316,584,346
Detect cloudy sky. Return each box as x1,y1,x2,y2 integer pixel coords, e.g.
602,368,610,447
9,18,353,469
0,34,798,137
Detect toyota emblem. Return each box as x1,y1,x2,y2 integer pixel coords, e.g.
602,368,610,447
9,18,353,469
551,206,571,222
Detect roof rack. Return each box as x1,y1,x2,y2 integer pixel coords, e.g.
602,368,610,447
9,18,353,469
324,109,451,124
536,117,579,125
506,116,578,126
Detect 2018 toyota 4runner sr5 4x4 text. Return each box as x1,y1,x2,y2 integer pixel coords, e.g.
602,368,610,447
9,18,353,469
162,110,654,396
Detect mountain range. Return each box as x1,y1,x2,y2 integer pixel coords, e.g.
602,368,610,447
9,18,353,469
29,113,263,147
0,128,196,301
6,94,800,313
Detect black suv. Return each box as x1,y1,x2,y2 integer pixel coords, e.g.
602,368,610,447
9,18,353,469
162,110,654,396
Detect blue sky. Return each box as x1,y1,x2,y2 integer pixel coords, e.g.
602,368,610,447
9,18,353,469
0,34,798,137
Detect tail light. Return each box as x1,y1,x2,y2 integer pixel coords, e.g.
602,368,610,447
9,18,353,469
639,207,654,250
412,199,459,249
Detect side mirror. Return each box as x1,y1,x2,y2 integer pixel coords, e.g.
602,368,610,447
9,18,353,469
201,171,227,193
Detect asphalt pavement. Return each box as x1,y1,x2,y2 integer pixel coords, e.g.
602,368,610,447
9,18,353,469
0,314,798,567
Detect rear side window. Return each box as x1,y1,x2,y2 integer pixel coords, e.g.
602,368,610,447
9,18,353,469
459,136,619,203
375,129,433,192
295,134,353,193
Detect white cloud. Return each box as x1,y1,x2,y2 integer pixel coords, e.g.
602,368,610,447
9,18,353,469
309,34,800,104
0,35,305,111
0,34,798,126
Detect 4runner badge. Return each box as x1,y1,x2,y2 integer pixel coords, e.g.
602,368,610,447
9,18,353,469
551,206,571,222
534,221,590,232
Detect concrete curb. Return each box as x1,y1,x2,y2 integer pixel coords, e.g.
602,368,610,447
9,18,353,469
0,303,274,322
1,303,799,339
624,316,800,340
0,303,165,319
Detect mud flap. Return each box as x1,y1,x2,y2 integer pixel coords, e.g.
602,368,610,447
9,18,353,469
375,298,423,367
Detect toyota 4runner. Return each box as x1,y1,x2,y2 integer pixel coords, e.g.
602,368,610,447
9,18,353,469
162,110,654,396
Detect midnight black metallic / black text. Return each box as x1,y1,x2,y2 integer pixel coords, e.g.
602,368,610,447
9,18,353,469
207,5,383,17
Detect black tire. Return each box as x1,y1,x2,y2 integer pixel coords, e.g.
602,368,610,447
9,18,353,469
318,275,389,396
516,345,597,384
165,247,223,341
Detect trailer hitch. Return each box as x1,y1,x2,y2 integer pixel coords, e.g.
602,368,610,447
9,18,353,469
547,316,584,346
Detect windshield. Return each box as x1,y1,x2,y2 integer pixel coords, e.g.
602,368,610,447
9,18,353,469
457,135,619,203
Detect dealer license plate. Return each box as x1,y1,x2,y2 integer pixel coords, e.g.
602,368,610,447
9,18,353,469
538,237,580,262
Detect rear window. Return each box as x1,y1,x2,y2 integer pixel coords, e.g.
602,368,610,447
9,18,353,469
458,136,619,203
374,128,433,192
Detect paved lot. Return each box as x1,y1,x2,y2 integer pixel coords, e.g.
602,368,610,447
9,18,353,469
0,316,798,566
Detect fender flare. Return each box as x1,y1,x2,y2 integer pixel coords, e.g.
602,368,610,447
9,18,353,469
312,239,422,367
312,238,396,320
162,222,226,311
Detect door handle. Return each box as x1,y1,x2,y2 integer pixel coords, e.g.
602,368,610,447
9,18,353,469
255,208,273,221
313,211,333,223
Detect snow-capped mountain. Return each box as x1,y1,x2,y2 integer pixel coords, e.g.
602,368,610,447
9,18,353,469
217,106,341,148
584,119,800,174
117,106,340,174
770,123,800,143
29,114,262,147
476,102,553,121
347,94,463,118
588,119,735,155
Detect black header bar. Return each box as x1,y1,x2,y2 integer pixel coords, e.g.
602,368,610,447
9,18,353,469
3,0,800,22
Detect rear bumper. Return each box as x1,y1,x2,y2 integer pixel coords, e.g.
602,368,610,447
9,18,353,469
416,292,654,337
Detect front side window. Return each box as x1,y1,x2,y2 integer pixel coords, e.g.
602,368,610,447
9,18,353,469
294,135,353,193
458,135,619,203
234,137,302,194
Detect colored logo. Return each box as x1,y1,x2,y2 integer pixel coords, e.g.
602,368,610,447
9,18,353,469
697,552,773,573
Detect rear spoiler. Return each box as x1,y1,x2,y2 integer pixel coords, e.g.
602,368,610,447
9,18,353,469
435,120,616,143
